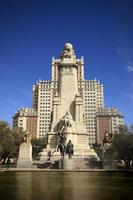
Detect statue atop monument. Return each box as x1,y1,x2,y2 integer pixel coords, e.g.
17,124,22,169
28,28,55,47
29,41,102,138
60,43,76,59
23,133,31,144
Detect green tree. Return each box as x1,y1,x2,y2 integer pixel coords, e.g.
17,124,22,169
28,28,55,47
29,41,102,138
0,121,13,163
11,127,25,158
129,124,133,134
112,133,133,167
31,137,47,159
0,120,25,164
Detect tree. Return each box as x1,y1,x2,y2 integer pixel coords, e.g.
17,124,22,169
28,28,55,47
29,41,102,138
11,127,25,158
112,133,133,167
0,120,25,164
0,121,13,163
31,137,47,159
128,124,133,134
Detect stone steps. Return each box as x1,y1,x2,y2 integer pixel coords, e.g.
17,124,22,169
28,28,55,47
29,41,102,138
60,158,89,170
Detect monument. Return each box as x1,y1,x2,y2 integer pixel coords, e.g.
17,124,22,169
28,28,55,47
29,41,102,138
39,43,98,169
17,134,33,168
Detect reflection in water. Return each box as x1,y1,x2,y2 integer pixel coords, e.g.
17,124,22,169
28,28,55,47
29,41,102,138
0,172,133,200
16,172,32,200
0,172,17,200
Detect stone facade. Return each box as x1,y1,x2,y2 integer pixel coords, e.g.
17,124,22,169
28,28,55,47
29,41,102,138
13,108,38,139
17,141,32,168
96,107,124,143
84,80,104,146
32,81,52,138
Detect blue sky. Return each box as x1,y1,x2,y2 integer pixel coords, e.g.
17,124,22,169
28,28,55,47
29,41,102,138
0,0,133,126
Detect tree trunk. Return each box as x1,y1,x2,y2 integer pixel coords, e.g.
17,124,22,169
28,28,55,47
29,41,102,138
2,157,7,164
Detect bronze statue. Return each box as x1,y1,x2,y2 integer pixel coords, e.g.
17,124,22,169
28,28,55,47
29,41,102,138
57,142,66,159
66,140,74,159
57,131,66,159
57,111,74,159
103,131,112,144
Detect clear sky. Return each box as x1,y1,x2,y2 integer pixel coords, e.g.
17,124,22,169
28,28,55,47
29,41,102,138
0,0,133,127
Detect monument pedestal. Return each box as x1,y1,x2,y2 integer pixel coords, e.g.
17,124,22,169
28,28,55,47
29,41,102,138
59,156,99,170
39,148,61,161
17,142,33,168
39,147,99,169
60,158,74,170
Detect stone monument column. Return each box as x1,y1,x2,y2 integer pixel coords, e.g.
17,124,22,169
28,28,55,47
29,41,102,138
50,94,60,132
75,94,86,132
59,65,78,118
39,43,98,166
17,134,33,168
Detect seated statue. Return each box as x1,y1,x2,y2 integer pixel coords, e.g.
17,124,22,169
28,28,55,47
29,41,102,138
62,111,72,128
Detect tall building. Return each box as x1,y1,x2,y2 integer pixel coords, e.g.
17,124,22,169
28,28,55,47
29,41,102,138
13,108,38,139
84,80,104,146
13,43,124,146
96,107,124,144
32,81,52,138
